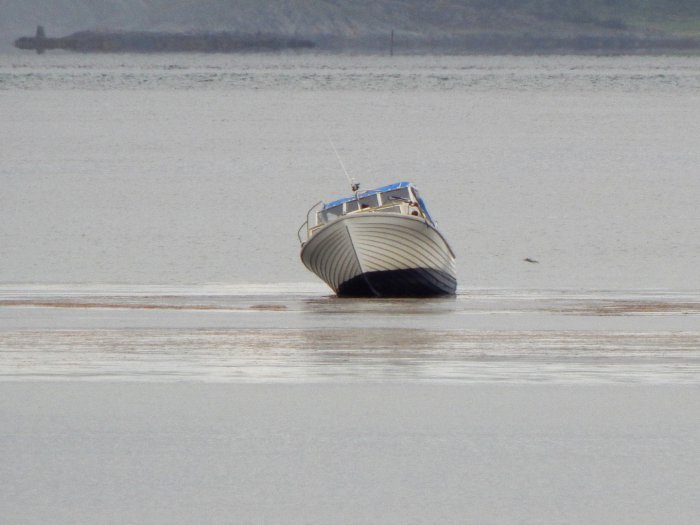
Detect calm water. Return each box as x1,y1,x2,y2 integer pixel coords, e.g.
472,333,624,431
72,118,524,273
1,52,699,382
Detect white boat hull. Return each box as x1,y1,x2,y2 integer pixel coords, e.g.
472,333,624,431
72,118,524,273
300,213,456,297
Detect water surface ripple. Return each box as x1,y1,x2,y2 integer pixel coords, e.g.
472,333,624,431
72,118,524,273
2,54,700,92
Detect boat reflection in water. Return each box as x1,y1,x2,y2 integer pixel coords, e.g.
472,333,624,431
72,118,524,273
299,182,457,297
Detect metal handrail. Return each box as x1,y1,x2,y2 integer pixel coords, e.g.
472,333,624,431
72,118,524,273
298,201,323,244
297,221,307,244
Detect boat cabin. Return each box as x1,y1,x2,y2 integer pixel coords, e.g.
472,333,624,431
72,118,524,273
311,182,434,235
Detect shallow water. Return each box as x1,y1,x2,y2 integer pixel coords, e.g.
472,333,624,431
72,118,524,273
1,52,699,385
2,54,700,525
1,285,698,383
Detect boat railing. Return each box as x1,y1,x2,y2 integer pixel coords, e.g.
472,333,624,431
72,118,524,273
298,201,323,244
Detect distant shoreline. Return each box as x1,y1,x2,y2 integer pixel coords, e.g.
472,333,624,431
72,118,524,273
8,27,700,56
14,28,315,54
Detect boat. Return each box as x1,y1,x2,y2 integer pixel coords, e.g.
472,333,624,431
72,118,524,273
299,182,457,297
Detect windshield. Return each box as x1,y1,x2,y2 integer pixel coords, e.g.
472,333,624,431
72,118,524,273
316,185,432,225
381,187,412,204
318,204,343,224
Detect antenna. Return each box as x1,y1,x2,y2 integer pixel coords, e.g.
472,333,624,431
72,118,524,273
330,139,360,193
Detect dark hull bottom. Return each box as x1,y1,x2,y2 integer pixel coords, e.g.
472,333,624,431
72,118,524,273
337,268,457,298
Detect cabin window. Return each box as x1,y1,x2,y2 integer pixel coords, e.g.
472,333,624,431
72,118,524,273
381,188,412,205
345,200,360,213
319,205,343,223
358,194,380,209
343,195,380,213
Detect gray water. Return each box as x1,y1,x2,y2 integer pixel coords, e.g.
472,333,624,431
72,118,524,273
2,51,700,382
2,53,700,290
2,51,700,525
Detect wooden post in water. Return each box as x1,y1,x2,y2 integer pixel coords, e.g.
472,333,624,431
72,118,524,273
390,30,394,56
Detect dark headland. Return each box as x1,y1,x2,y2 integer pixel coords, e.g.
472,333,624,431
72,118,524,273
15,27,314,54
7,0,700,54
